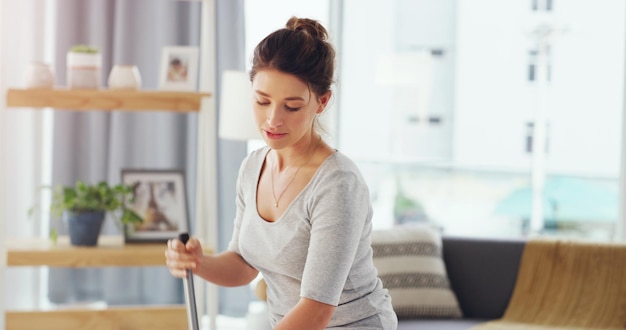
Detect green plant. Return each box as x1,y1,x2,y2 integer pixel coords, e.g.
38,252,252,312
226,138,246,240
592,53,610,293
69,44,99,53
32,180,143,242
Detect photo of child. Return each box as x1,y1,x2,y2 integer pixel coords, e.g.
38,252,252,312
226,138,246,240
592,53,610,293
167,56,189,82
159,46,199,91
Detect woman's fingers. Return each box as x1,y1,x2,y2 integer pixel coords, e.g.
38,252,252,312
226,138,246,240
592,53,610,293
165,239,198,278
165,259,192,278
165,249,197,267
185,237,204,255
166,267,188,278
169,237,203,255
168,238,188,252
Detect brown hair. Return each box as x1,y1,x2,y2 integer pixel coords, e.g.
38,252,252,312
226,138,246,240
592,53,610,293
249,17,335,98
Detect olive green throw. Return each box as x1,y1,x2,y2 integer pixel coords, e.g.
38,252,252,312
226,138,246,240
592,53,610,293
472,239,626,330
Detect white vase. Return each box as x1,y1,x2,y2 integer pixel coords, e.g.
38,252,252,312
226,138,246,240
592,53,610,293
107,65,142,90
24,62,55,89
67,51,102,89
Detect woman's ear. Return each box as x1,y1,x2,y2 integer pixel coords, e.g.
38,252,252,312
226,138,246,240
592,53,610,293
317,90,332,113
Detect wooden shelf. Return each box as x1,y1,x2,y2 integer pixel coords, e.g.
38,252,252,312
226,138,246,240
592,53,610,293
5,236,212,267
5,236,168,267
6,305,187,330
6,88,211,112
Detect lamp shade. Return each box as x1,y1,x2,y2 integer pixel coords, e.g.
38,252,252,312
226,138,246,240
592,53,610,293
218,70,259,141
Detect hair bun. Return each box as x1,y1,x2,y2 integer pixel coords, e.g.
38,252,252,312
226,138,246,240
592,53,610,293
286,16,328,41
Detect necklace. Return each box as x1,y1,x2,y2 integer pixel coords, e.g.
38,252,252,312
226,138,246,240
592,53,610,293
270,137,321,207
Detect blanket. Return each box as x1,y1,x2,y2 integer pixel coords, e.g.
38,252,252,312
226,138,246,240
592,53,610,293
472,239,626,330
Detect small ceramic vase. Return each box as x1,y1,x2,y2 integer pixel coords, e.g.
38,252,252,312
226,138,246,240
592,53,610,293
107,65,142,90
25,62,55,89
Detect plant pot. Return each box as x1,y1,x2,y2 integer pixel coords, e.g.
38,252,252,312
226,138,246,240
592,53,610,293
67,51,102,89
65,210,106,246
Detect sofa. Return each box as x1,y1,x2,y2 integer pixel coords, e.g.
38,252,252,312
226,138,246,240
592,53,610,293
249,232,527,330
396,235,526,330
251,230,623,329
377,228,626,330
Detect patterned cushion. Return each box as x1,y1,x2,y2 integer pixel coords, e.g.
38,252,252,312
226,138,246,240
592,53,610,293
371,226,463,319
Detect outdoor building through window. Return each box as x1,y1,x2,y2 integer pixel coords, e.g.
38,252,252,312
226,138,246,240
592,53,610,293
337,0,623,241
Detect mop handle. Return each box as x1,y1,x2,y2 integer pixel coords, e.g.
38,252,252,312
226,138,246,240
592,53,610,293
179,233,200,330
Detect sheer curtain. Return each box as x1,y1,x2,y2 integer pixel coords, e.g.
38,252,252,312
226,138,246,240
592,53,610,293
1,0,54,323
47,0,201,306
44,0,250,315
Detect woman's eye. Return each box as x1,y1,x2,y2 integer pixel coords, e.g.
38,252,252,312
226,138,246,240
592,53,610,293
285,105,301,112
256,100,269,106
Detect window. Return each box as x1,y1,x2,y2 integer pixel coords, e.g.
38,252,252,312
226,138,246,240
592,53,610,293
528,50,537,81
337,0,623,241
532,0,553,11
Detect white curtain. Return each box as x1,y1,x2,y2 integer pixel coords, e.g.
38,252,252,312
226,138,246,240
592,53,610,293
46,0,202,306
0,0,54,324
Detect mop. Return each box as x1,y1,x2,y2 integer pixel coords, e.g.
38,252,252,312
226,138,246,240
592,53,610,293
179,232,200,330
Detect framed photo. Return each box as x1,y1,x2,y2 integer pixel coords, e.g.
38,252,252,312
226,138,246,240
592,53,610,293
121,169,189,243
158,46,199,91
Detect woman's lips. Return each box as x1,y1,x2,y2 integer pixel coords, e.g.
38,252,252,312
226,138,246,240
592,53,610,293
265,131,285,139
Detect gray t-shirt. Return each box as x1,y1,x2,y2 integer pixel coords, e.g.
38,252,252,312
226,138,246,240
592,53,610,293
228,147,397,329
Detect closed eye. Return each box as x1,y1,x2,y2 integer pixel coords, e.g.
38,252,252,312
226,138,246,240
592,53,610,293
256,99,300,112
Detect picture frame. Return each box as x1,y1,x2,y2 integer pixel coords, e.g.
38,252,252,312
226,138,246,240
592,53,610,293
121,169,189,243
158,46,199,91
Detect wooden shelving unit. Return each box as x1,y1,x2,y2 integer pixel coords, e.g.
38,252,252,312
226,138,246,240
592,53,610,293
3,87,216,330
5,236,212,268
6,306,188,330
6,88,210,112
6,236,168,267
4,236,188,330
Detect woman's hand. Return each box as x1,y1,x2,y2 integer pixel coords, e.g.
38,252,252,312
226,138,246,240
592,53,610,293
165,237,204,278
165,239,259,287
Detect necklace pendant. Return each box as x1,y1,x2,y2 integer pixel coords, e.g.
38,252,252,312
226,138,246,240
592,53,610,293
274,202,279,207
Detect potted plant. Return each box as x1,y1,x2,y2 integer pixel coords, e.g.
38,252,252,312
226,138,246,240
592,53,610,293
67,44,102,89
42,180,143,246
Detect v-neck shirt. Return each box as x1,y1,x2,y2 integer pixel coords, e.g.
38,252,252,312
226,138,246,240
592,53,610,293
228,146,397,328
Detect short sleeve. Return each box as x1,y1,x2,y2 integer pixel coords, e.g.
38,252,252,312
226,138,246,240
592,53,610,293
227,152,254,254
300,168,371,306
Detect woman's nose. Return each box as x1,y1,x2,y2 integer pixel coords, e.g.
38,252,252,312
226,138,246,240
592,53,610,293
266,105,282,127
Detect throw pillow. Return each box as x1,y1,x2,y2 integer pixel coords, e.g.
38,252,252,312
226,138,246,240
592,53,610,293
371,226,463,319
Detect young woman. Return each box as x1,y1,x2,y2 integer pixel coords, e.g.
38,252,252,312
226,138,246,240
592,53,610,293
166,16,398,329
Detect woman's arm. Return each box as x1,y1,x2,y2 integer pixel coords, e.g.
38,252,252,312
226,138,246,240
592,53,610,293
274,297,335,330
165,237,258,287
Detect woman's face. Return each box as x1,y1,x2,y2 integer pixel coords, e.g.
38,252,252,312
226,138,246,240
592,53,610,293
252,69,329,150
